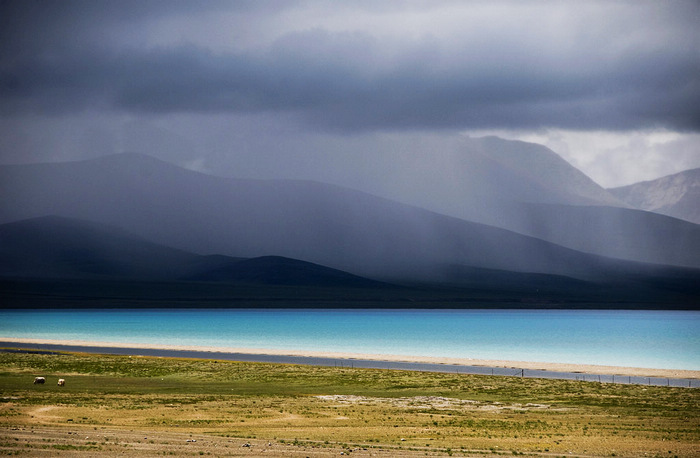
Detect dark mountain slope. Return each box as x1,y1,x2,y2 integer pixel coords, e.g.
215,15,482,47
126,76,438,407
187,255,389,287
0,215,204,280
0,216,385,287
1,215,698,307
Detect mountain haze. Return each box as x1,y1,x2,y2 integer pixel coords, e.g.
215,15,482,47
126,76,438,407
2,153,691,283
609,168,700,224
466,137,625,207
308,136,698,268
473,202,700,268
2,215,698,308
323,136,625,218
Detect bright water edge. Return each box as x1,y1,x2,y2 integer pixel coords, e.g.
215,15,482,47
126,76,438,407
1,309,698,370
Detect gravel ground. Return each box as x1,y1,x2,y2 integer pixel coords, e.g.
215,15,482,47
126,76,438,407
1,425,489,457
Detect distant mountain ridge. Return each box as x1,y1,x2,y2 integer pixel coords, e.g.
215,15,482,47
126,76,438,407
327,136,626,213
609,168,700,224
0,153,685,282
1,147,699,283
300,136,700,267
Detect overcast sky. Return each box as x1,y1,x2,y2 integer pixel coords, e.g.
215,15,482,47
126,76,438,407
1,0,698,187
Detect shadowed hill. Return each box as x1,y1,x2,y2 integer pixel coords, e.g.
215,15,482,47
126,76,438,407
0,215,203,280
187,255,390,287
0,216,386,287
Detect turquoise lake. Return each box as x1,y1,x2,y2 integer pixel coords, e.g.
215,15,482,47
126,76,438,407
1,309,698,370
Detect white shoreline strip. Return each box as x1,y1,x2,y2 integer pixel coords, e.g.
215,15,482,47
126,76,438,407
2,337,698,379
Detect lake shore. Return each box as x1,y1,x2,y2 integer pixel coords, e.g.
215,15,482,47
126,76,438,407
2,337,698,379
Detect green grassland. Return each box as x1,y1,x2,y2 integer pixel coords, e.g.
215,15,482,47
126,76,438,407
1,350,698,456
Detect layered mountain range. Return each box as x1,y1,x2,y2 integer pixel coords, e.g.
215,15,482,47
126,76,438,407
1,137,699,306
309,136,699,268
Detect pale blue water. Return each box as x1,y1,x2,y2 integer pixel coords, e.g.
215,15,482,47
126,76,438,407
1,309,698,370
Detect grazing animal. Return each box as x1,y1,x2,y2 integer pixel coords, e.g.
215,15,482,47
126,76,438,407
57,379,65,387
33,377,45,384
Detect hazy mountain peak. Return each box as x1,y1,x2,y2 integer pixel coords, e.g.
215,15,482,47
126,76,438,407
609,168,700,224
467,136,626,207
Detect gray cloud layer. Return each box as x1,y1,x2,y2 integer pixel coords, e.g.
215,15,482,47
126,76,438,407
2,0,699,132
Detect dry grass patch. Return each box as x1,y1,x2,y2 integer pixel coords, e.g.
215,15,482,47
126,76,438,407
0,349,698,456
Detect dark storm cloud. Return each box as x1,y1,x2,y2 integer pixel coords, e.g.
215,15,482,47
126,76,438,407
1,0,699,132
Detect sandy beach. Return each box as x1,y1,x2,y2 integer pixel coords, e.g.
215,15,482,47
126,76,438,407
2,337,698,379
